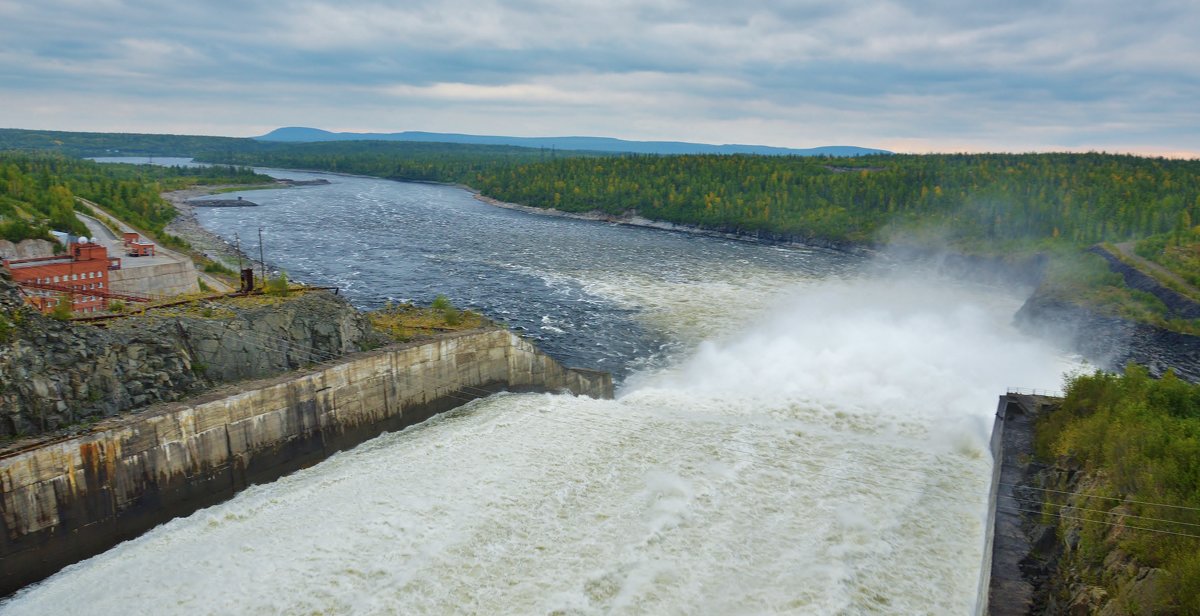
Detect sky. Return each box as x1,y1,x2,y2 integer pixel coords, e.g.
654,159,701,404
1,0,1198,156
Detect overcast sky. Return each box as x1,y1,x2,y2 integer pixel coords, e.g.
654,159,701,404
1,0,1197,155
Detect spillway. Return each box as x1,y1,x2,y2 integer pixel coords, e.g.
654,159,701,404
1,165,1074,614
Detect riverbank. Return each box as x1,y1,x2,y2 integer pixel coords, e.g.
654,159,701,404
163,186,266,275
470,191,875,256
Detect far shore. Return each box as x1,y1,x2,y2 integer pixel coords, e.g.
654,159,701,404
468,190,872,255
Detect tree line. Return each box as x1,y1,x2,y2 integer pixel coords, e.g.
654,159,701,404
194,146,1200,249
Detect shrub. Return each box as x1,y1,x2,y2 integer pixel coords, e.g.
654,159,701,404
49,297,73,321
265,271,290,297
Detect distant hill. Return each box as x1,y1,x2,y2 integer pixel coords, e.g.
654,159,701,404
255,127,890,157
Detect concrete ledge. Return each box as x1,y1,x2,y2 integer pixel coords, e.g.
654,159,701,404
0,328,611,595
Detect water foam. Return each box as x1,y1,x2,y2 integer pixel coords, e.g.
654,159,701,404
0,275,1071,615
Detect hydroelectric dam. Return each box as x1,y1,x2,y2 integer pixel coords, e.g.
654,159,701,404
1,162,1076,613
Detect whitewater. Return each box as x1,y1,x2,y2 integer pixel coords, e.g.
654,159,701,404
2,167,1073,614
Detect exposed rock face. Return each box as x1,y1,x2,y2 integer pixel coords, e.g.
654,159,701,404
1031,466,1177,615
0,239,57,260
1015,290,1200,382
0,277,372,437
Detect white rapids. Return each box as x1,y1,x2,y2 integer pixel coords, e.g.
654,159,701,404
0,275,1072,615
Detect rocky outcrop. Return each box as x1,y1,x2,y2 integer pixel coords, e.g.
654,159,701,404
1030,467,1177,615
0,277,372,437
1014,292,1200,382
0,239,56,260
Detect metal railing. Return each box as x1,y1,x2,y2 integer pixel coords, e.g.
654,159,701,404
1006,387,1064,398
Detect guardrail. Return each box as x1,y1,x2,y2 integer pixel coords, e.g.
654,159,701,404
1006,387,1064,398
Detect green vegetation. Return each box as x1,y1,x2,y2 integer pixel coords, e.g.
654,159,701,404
369,298,485,342
1036,366,1200,612
1136,231,1200,293
265,271,290,297
195,140,598,182
0,128,252,158
48,296,73,321
0,152,271,244
201,149,1200,249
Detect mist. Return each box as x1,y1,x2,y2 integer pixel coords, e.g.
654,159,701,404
0,266,1079,615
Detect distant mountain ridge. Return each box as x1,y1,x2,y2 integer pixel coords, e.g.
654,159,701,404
255,127,890,157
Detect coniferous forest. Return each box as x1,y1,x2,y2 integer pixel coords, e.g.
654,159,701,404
200,147,1200,249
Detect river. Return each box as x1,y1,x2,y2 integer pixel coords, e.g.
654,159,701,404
4,161,1075,614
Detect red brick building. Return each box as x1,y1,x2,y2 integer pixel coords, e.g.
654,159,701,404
3,241,122,314
123,232,156,257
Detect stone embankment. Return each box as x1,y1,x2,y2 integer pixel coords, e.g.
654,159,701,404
0,277,371,437
1091,244,1200,320
986,394,1059,615
0,328,611,595
1015,291,1200,382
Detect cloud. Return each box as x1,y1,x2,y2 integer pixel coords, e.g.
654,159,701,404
0,0,1197,154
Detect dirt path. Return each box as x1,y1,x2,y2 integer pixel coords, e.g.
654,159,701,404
1111,241,1200,300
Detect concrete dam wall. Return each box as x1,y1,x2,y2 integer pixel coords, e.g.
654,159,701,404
0,328,612,595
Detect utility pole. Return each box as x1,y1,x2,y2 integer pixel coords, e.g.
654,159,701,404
257,227,266,289
234,232,244,272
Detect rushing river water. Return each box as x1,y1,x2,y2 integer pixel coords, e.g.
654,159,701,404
5,162,1074,614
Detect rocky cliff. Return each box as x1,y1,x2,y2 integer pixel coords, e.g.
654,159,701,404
0,239,56,260
1015,291,1200,382
0,276,372,437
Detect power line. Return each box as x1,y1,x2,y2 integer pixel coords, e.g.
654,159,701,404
1000,482,1200,513
998,505,1200,540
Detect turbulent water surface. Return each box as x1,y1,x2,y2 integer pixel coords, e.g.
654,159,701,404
4,164,1073,614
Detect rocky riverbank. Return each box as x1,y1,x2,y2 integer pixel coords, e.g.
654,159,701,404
163,187,263,274
1015,284,1200,382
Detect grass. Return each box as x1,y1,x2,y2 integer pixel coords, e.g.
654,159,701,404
368,299,487,342
1135,233,1200,298
1035,248,1200,334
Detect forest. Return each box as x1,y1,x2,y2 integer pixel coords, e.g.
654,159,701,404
0,153,269,244
192,146,1200,251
